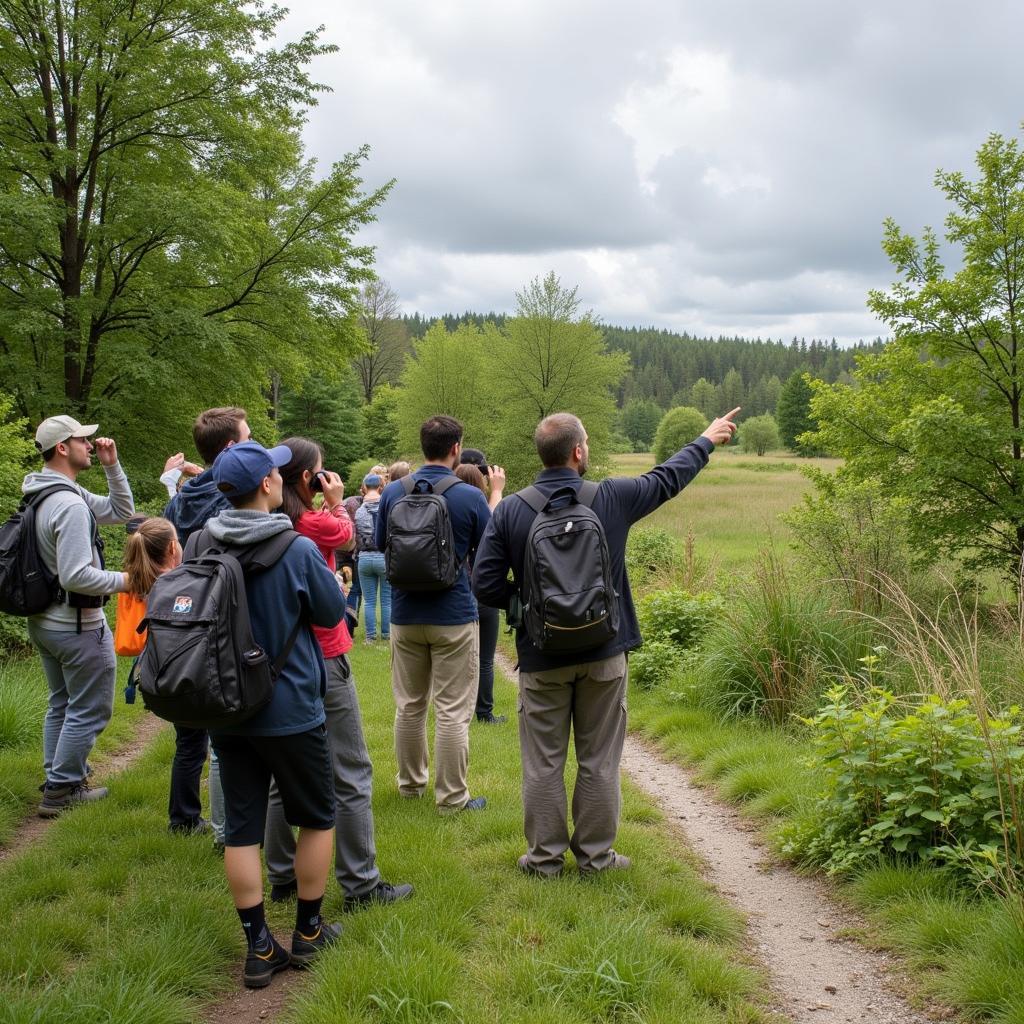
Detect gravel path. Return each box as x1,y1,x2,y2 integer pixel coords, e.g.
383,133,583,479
621,734,932,1023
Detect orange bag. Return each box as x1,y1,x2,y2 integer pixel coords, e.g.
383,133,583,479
114,592,147,656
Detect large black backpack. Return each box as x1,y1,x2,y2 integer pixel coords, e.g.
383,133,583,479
0,483,83,616
384,475,462,591
135,530,302,729
518,481,619,654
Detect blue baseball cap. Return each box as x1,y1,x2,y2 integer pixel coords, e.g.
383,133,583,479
213,441,292,495
363,473,382,488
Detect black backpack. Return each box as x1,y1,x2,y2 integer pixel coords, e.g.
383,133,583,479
384,475,463,591
135,529,302,729
518,481,619,654
0,483,85,616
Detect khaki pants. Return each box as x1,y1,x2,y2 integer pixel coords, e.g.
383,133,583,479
391,621,478,809
518,653,628,874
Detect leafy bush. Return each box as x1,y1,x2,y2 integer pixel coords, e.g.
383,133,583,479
694,552,874,721
631,640,684,690
626,527,684,590
782,469,916,613
640,589,724,649
652,406,707,464
782,687,1024,885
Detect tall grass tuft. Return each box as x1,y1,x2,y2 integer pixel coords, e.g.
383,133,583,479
0,663,46,749
693,550,874,721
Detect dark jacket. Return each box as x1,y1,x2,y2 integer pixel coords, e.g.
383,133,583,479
164,468,231,546
375,464,491,626
472,437,714,672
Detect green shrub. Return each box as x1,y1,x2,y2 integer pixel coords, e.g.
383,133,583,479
694,552,873,721
738,414,780,456
652,407,707,464
626,527,684,590
782,686,1024,885
639,589,724,649
631,640,684,690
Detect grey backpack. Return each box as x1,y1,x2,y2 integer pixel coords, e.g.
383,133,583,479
518,481,619,653
135,530,301,729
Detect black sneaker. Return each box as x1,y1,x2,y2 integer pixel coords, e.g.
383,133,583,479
269,879,298,903
243,939,291,988
343,879,415,913
290,921,343,968
476,713,507,725
38,780,109,818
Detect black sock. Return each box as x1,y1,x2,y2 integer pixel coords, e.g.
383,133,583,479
237,902,272,953
295,895,323,937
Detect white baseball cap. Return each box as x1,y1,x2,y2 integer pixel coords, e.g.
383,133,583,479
35,415,98,451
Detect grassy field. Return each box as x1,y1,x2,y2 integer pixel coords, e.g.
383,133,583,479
610,449,841,573
0,645,780,1024
0,655,142,844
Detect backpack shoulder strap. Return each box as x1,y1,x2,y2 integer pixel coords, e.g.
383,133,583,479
236,530,301,573
517,485,548,515
400,475,417,495
23,482,82,509
431,475,462,498
576,480,599,508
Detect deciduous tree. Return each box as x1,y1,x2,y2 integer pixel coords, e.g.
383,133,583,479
353,279,410,403
653,406,707,464
809,132,1024,577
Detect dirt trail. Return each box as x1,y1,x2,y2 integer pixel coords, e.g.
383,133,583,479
0,711,167,865
622,734,931,1023
204,970,304,1024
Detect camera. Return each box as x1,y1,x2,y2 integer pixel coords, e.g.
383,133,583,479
309,470,330,493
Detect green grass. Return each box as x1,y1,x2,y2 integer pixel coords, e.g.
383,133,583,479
0,646,777,1024
630,681,1024,1021
0,655,143,844
611,450,841,572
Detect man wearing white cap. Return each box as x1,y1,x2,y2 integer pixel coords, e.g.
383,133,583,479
22,415,135,817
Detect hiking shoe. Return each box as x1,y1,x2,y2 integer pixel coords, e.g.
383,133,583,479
517,854,563,878
168,817,210,836
581,851,632,875
290,921,343,968
38,780,109,818
476,713,507,725
243,939,290,988
343,879,415,913
462,796,487,811
269,880,298,903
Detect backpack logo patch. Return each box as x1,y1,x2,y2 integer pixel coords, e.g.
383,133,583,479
172,596,193,614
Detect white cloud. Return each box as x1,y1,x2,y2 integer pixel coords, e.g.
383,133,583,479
278,0,1024,342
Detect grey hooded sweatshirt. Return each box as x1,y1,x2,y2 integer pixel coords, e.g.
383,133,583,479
22,463,135,630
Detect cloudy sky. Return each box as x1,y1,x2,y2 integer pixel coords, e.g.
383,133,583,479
279,1,1024,342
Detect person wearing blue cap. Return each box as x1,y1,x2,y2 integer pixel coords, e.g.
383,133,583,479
187,440,347,989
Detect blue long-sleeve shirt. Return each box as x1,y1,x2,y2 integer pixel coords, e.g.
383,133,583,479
472,436,714,672
375,464,491,625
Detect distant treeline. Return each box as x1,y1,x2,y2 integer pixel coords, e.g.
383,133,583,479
401,313,885,415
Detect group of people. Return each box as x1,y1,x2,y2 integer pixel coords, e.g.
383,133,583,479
19,401,738,989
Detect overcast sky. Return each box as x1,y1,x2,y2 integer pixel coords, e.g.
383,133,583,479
279,1,1024,343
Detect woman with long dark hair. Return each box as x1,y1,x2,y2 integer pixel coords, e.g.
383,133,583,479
264,436,412,910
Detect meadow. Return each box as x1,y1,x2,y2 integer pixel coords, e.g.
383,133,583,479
611,449,841,572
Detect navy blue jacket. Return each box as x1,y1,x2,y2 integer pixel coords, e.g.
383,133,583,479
472,437,714,672
207,533,346,737
375,464,491,626
164,468,231,545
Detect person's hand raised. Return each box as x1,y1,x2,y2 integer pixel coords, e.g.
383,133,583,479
702,408,740,447
319,471,345,508
94,437,119,466
487,464,506,495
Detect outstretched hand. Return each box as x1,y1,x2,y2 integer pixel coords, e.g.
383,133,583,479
702,408,740,447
